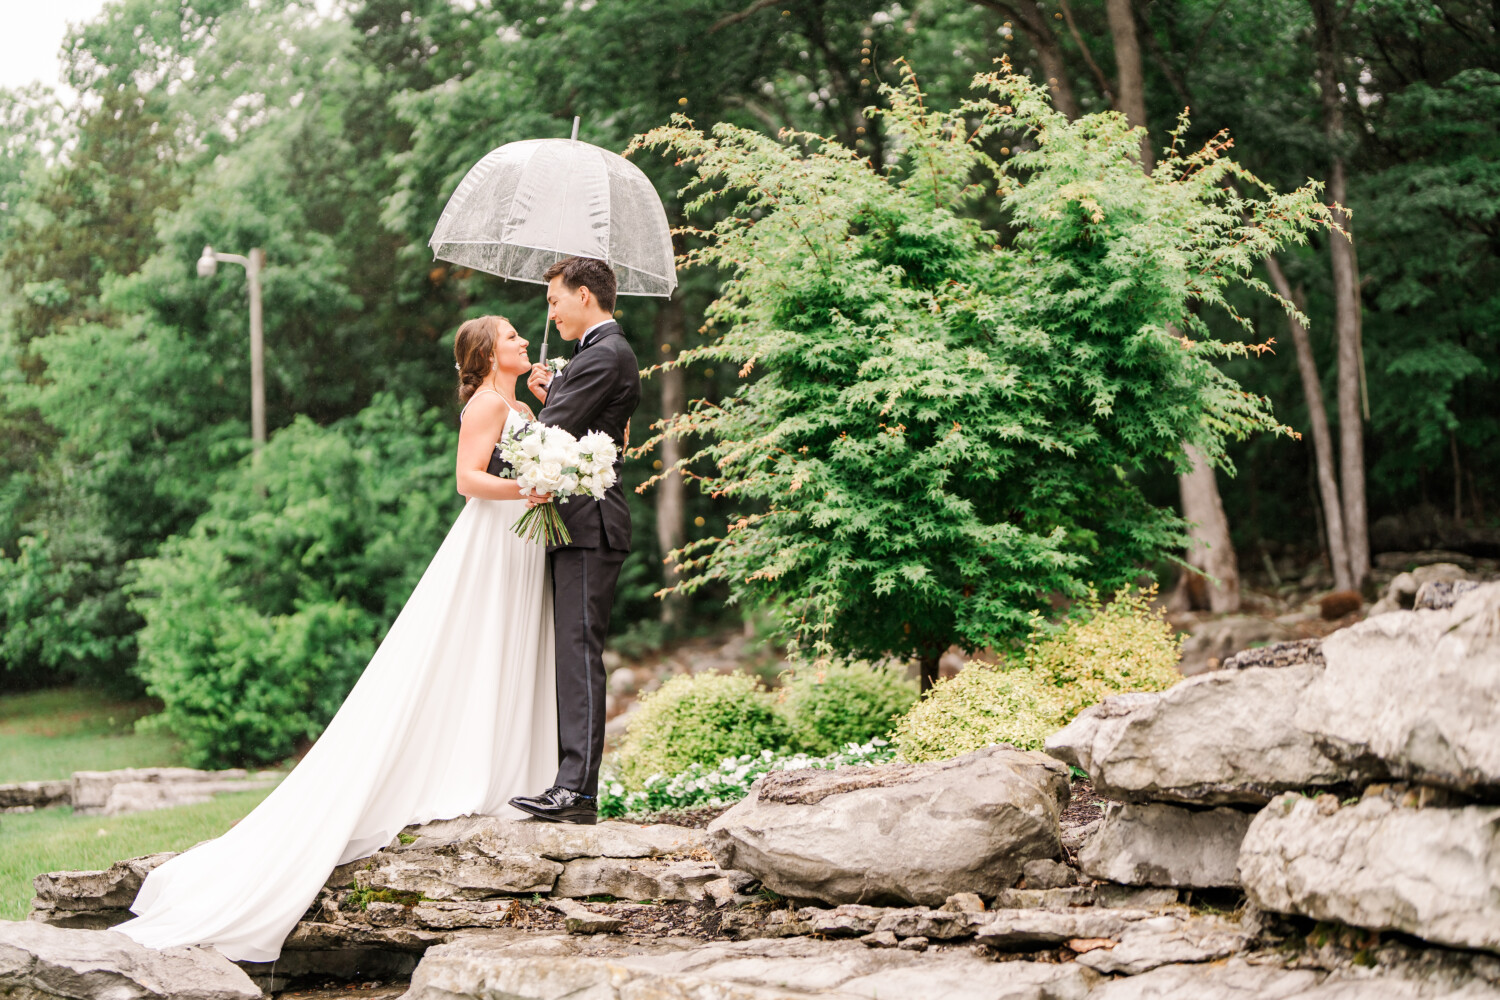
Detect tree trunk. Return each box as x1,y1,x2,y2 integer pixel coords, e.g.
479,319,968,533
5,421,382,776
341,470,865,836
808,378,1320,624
1104,0,1152,170
1104,0,1238,609
918,651,941,694
972,0,1082,119
1177,443,1241,612
653,296,688,628
1264,256,1353,591
1311,0,1370,586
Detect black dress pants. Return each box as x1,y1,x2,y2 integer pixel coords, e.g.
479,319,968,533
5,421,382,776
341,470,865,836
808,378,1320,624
548,544,627,797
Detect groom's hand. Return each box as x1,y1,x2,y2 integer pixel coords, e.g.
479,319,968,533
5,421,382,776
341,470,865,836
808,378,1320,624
527,364,551,405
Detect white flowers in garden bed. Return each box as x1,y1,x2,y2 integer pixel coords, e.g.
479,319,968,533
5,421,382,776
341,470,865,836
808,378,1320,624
597,738,896,818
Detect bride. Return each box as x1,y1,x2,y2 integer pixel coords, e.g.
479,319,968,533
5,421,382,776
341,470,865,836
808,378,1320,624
115,315,558,963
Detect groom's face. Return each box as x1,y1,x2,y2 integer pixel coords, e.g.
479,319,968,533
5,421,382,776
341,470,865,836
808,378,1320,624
546,276,590,341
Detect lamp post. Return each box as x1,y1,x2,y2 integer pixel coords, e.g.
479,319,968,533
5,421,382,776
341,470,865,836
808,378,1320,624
197,245,266,457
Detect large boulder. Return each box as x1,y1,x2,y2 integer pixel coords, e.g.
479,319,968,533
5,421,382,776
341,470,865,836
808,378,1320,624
1045,667,1350,806
1295,582,1500,795
1239,791,1500,955
1078,802,1252,888
0,920,260,1000
707,747,1070,906
1367,562,1471,616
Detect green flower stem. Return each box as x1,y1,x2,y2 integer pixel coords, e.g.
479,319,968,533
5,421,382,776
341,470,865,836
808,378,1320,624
511,503,571,546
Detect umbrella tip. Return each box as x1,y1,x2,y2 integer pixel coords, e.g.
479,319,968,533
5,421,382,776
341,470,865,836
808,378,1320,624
571,116,580,142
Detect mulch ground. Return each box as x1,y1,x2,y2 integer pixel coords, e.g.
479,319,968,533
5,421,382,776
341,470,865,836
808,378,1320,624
1062,778,1105,829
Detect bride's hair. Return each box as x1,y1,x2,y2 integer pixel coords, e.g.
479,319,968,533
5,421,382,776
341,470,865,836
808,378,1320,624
453,315,509,405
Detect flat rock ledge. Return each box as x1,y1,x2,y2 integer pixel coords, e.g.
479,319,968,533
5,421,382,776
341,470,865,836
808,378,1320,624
1240,789,1500,955
708,745,1070,906
0,920,260,1000
0,767,280,817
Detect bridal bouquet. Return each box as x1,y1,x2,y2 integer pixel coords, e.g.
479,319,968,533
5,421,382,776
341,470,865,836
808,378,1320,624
496,421,618,545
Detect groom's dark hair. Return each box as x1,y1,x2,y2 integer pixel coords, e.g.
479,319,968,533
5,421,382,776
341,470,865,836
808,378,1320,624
543,256,617,313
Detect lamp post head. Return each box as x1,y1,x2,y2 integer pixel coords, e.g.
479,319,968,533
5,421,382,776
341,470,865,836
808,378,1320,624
196,245,218,278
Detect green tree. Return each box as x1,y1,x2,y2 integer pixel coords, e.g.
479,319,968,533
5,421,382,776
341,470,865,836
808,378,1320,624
638,67,1332,687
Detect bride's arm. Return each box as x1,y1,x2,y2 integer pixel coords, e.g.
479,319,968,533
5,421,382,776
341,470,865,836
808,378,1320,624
455,396,528,501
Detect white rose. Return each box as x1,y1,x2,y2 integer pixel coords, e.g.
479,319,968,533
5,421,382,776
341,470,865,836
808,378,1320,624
537,460,564,485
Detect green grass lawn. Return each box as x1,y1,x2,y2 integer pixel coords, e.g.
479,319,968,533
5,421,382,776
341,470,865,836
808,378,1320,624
0,788,274,922
0,688,184,783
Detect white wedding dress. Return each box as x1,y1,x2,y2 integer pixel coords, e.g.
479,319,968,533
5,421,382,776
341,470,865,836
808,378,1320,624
115,403,558,963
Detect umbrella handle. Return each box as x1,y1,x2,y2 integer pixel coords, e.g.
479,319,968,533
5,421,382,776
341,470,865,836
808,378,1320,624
538,315,551,368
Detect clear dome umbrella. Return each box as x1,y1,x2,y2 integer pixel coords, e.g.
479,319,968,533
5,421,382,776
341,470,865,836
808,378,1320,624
429,119,677,363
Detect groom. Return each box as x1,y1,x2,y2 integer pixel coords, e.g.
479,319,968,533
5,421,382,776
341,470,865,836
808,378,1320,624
510,256,640,825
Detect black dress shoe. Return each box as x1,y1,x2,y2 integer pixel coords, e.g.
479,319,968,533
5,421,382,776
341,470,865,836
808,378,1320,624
509,786,598,825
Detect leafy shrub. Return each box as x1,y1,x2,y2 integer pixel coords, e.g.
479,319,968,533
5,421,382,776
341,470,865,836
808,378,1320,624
893,588,1181,762
131,394,456,767
599,739,896,819
780,661,918,756
891,663,1066,762
611,671,791,787
1026,586,1182,717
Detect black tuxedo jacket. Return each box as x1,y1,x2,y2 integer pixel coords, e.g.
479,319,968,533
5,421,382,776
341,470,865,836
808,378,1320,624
531,321,640,552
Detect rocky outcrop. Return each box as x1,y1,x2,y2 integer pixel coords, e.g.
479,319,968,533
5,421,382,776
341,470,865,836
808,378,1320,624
1078,802,1252,888
0,920,261,1000
1295,583,1500,795
1239,790,1500,955
401,930,1101,1000
1046,667,1350,806
29,853,175,930
707,746,1070,906
70,767,281,816
0,780,70,813
1368,562,1470,616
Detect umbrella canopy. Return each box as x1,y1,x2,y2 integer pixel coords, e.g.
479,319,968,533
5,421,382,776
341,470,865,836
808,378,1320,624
428,138,677,298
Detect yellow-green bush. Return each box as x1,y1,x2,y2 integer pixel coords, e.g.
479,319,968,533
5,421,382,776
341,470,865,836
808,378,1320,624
612,671,790,787
893,588,1181,762
1026,586,1183,717
780,661,918,756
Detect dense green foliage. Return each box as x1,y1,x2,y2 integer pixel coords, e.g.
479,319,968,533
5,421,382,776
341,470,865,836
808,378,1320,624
0,1,1494,764
130,394,457,766
612,671,792,787
638,68,1329,665
779,662,917,756
893,588,1182,761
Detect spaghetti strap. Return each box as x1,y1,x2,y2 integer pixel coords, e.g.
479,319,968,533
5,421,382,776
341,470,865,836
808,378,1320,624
461,388,520,420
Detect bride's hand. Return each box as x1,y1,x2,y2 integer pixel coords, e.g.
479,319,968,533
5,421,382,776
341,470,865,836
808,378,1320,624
526,491,552,509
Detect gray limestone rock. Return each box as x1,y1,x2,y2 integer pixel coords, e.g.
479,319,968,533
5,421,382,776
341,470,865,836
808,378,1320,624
69,768,280,816
972,908,1145,948
401,931,1100,1000
29,853,176,929
1221,638,1325,672
0,920,261,1000
707,746,1070,906
1091,885,1178,909
1084,958,1325,999
552,857,721,901
1295,582,1500,794
1075,915,1251,975
1368,563,1471,616
1078,801,1253,888
409,900,517,930
993,886,1096,910
0,780,71,813
360,847,560,899
1045,667,1350,806
407,815,706,860
1239,791,1500,955
548,899,624,935
1020,858,1076,889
